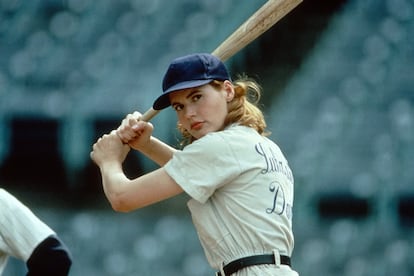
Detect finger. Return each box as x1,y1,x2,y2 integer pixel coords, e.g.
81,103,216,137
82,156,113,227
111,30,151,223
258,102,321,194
131,120,147,131
116,112,144,143
126,112,139,121
110,129,118,136
116,127,137,143
128,117,140,128
132,111,142,119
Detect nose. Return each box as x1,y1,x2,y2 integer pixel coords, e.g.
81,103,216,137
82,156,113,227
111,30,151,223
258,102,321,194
184,105,196,118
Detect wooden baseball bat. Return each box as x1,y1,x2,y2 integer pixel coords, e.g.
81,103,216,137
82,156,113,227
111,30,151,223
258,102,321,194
140,0,302,122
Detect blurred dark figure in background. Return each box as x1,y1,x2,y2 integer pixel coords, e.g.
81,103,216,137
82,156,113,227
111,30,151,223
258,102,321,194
0,188,72,275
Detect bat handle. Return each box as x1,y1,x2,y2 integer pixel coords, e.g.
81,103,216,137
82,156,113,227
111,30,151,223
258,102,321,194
140,107,160,122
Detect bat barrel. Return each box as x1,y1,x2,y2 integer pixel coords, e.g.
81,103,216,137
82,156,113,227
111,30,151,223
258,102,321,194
212,0,302,61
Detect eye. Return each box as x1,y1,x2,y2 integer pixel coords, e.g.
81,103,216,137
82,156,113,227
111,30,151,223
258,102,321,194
172,104,184,111
191,94,202,102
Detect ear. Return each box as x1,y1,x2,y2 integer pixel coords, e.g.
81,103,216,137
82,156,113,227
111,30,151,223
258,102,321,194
223,80,235,102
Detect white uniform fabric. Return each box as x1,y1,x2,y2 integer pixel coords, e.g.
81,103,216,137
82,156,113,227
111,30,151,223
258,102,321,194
165,125,298,275
0,188,55,274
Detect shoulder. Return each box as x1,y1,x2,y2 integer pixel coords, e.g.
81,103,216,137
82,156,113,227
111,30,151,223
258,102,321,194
214,125,265,148
202,124,259,143
183,125,256,153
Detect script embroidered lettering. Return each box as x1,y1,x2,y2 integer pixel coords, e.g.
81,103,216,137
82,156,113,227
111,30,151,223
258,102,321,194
266,181,286,215
255,142,293,183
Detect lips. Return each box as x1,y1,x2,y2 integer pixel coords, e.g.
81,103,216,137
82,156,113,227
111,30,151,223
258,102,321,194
191,121,203,130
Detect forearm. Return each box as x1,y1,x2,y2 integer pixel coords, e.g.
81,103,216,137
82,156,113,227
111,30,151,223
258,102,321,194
100,162,132,211
138,136,177,166
99,164,183,212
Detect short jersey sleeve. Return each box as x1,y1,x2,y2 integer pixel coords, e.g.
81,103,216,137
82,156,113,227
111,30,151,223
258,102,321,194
164,132,242,203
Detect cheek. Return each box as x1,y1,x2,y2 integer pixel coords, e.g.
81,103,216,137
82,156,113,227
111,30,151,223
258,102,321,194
198,105,216,120
215,101,229,117
177,113,186,126
177,113,192,131
203,104,227,124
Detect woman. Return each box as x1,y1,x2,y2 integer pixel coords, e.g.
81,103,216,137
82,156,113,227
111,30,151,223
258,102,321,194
91,53,298,275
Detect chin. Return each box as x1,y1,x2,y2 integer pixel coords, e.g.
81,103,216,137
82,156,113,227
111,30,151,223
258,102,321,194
192,131,207,140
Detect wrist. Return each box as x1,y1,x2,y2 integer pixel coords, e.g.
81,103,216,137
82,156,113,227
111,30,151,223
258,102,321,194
100,160,123,174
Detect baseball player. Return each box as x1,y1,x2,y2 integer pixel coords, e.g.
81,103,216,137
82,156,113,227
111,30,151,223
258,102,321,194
91,53,298,275
0,188,72,275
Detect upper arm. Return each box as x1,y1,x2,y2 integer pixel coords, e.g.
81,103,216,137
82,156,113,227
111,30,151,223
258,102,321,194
112,167,184,212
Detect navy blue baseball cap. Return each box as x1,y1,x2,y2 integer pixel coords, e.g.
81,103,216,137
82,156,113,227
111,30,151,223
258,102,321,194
153,53,231,110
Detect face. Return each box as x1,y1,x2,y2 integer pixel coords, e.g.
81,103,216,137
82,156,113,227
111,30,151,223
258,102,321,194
169,80,234,139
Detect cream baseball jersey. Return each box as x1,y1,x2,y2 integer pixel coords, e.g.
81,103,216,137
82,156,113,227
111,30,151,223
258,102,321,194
164,125,295,273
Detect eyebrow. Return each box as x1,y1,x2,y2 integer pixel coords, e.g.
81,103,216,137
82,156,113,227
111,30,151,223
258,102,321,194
185,89,200,99
171,89,200,106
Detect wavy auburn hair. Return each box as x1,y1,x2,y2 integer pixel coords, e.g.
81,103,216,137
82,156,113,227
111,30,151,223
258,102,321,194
177,75,270,146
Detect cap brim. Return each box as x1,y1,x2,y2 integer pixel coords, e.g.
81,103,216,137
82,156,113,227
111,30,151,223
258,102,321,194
153,79,212,110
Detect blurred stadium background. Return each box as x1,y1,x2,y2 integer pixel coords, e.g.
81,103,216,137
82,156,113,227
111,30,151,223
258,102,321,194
1,0,413,275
